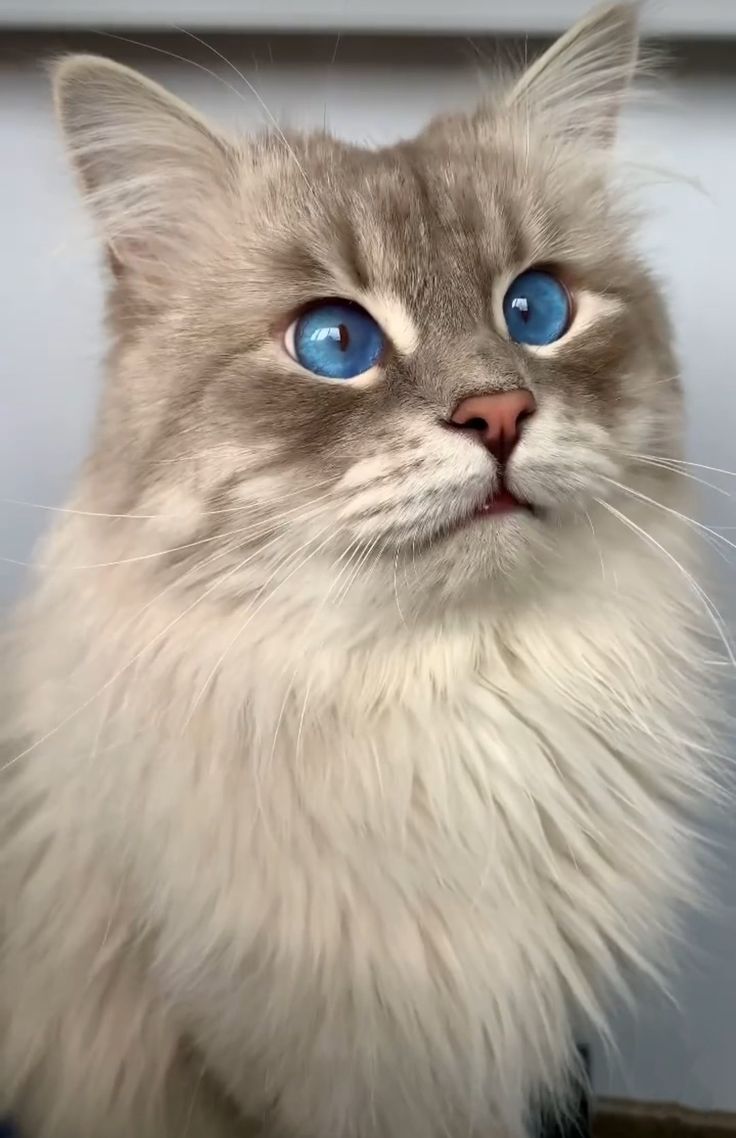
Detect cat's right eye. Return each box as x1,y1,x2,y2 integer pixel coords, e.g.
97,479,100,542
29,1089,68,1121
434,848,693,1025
284,300,386,380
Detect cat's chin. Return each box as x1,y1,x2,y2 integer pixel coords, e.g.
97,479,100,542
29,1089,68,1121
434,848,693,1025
415,492,541,554
394,508,545,599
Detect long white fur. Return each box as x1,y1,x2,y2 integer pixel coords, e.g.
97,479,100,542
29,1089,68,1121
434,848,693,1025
1,488,715,1138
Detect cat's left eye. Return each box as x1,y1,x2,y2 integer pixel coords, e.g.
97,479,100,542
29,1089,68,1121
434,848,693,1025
502,270,572,347
284,300,386,380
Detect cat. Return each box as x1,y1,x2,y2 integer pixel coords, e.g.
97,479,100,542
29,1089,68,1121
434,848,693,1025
0,4,719,1136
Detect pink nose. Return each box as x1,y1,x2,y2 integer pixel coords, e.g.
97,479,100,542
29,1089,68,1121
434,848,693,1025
449,389,537,462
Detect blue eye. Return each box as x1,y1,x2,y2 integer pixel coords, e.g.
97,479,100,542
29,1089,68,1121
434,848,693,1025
502,270,572,347
286,300,386,380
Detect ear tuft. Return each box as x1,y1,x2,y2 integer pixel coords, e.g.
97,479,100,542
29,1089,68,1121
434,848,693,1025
509,2,642,146
52,54,232,274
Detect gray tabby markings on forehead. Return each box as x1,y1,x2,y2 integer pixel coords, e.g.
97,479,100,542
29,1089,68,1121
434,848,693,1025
50,4,641,288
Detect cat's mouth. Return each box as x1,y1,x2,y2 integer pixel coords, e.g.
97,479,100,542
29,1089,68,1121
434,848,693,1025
428,479,535,545
474,482,533,518
390,478,539,553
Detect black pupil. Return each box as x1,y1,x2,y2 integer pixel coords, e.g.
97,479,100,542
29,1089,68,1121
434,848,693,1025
338,323,349,351
512,296,531,323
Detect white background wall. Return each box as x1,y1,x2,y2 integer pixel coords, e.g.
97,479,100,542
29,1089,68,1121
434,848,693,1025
1,19,736,1112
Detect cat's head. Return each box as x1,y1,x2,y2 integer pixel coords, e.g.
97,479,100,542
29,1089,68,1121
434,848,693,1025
52,3,683,618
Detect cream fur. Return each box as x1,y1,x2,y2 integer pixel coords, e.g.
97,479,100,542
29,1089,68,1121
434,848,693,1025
1,499,712,1138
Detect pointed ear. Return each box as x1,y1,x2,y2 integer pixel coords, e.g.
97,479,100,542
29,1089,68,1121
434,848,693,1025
508,2,641,146
52,54,233,280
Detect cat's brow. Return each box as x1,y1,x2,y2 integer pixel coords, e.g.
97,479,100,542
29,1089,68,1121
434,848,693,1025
357,291,419,356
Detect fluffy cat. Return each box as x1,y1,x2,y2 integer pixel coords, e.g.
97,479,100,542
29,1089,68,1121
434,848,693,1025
0,4,718,1136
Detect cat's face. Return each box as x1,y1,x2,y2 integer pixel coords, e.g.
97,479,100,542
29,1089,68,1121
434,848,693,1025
54,4,683,609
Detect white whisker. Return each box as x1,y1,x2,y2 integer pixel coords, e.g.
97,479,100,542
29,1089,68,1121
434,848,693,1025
2,493,335,571
596,497,735,667
393,548,408,629
329,539,368,608
93,29,275,122
628,452,736,483
584,509,607,584
335,535,379,607
257,536,362,793
186,520,340,719
0,517,329,776
0,477,333,522
700,530,736,569
258,532,370,811
367,536,391,590
627,454,732,498
602,475,736,558
174,27,319,202
294,673,313,769
181,1063,207,1138
322,537,366,608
